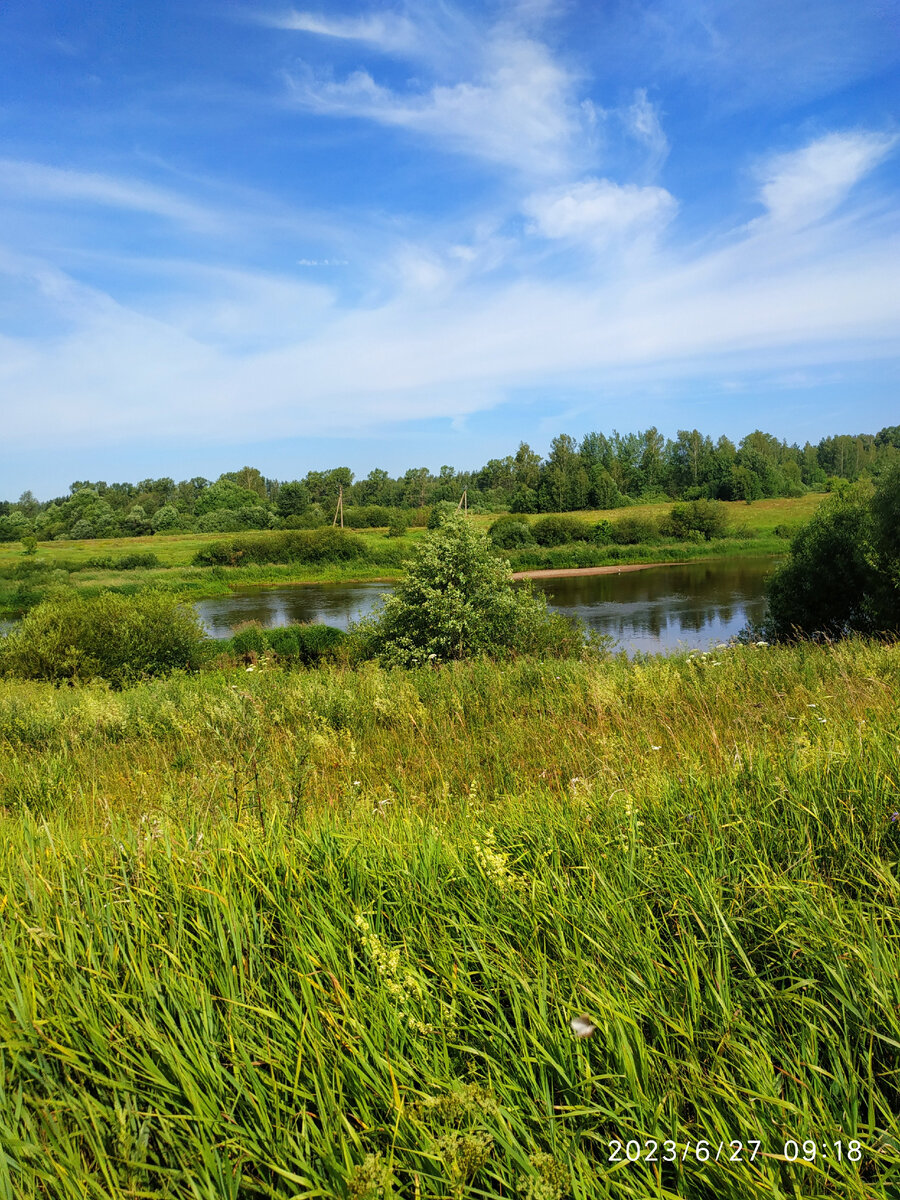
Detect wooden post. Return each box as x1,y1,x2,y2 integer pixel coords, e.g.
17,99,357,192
455,488,467,514
332,485,344,528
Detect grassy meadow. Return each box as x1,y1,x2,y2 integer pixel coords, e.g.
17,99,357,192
0,495,825,619
1,638,899,1196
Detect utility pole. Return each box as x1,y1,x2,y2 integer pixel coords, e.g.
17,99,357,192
455,488,468,514
332,485,344,528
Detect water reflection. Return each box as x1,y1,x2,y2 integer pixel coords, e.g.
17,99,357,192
528,559,776,654
195,581,390,639
194,557,778,657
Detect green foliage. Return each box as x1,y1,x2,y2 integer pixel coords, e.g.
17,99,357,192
427,500,458,529
274,480,311,518
488,515,535,549
0,590,208,686
80,552,161,572
766,489,880,639
386,510,409,538
664,499,731,541
228,622,347,665
150,503,183,532
342,505,393,528
362,514,580,666
609,515,660,544
530,514,593,546
193,527,367,567
20,535,38,555
765,465,900,639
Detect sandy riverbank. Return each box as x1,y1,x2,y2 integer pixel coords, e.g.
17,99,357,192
512,562,675,580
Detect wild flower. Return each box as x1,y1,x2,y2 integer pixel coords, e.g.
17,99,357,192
353,914,434,1034
472,829,524,890
891,812,899,822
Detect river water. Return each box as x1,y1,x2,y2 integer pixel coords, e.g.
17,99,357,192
194,556,777,656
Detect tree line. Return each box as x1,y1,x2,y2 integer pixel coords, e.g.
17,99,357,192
2,425,898,543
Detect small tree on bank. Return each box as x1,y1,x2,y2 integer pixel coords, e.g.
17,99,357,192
765,465,900,640
362,514,579,666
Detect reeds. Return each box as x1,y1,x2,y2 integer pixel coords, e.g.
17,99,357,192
0,640,898,1196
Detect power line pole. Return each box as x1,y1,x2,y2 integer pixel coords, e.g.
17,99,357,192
332,485,344,528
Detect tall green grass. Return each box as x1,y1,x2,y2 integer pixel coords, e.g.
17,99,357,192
0,641,898,1197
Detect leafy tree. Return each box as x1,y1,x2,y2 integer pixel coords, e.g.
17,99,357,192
766,490,878,638
427,500,457,529
195,480,266,515
275,481,311,518
150,504,183,532
362,514,578,666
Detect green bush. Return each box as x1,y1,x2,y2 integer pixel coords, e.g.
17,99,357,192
230,626,268,656
663,500,730,541
361,514,581,666
82,552,161,572
766,466,900,639
488,516,534,549
229,623,347,665
531,515,593,547
342,505,393,529
0,591,208,687
386,511,408,538
609,516,660,545
193,528,367,567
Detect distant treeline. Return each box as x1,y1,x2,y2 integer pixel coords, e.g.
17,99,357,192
3,424,899,542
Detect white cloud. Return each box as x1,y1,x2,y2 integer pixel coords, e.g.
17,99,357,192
623,88,668,166
524,177,676,244
288,34,586,176
262,9,419,54
756,131,898,228
0,159,223,232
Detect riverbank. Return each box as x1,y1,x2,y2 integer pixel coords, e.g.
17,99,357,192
0,494,823,617
513,561,671,579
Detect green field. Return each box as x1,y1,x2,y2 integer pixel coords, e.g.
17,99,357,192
1,638,898,1197
0,495,826,618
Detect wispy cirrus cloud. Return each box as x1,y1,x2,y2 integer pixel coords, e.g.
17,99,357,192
286,33,588,176
261,8,419,54
1,124,897,453
755,130,898,229
0,159,225,233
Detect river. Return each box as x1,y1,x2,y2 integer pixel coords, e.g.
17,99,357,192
194,556,777,656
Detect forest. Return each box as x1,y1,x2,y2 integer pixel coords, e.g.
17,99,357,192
3,424,899,543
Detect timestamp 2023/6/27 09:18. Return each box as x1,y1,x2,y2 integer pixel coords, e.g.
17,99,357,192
606,1139,865,1165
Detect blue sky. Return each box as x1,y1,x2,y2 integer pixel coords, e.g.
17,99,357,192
1,0,898,498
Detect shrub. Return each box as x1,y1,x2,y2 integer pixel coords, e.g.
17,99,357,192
592,520,613,544
231,626,268,657
83,552,161,572
609,516,659,545
386,511,408,538
360,514,581,666
0,591,208,687
193,528,367,567
229,623,347,665
489,516,534,549
342,506,392,529
531,515,593,547
663,500,730,541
